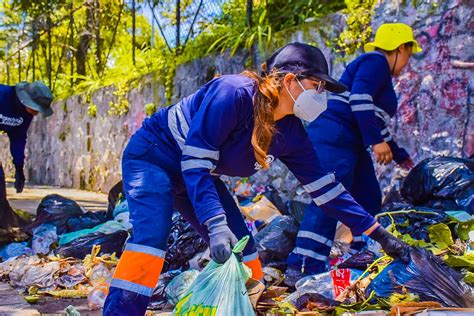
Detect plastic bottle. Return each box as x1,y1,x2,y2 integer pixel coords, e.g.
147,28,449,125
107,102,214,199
87,283,109,310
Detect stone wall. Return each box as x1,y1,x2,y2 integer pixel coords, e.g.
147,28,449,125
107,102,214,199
0,0,472,196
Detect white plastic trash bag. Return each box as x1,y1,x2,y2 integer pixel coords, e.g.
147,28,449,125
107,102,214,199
172,236,256,316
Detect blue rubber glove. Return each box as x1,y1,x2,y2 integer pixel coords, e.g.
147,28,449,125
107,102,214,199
205,214,238,264
369,225,410,263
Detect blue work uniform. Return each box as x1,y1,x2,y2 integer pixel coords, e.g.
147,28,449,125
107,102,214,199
104,74,377,315
0,84,33,199
287,52,409,274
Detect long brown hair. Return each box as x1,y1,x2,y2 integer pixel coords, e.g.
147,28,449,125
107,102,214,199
241,69,283,169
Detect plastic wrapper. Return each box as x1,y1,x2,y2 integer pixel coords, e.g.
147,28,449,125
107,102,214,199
172,236,255,316
164,214,208,272
56,264,87,288
285,269,362,305
9,259,60,289
369,247,474,307
254,215,299,263
0,242,32,260
56,229,128,259
165,270,199,305
401,157,474,212
240,195,282,224
32,224,57,255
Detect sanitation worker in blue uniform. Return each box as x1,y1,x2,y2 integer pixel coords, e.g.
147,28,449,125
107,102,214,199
287,23,422,276
0,81,53,201
104,42,410,316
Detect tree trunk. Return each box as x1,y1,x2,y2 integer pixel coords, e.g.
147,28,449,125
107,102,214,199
94,0,102,72
75,0,94,80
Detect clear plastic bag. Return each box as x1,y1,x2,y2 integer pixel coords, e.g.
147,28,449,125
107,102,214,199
32,224,57,255
172,236,255,316
165,270,199,305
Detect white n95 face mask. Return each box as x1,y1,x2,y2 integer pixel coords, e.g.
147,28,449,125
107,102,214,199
287,78,327,122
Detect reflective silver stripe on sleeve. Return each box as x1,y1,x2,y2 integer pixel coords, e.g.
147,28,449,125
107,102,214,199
383,135,393,142
328,95,349,104
313,183,346,206
339,91,350,97
303,174,335,194
168,105,185,150
176,102,190,136
292,247,328,262
181,159,215,171
374,107,391,125
381,128,389,136
298,231,333,247
183,145,219,160
349,93,373,102
351,103,375,112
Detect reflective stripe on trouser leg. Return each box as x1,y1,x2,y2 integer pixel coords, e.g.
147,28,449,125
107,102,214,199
287,203,338,274
110,243,166,296
243,252,264,280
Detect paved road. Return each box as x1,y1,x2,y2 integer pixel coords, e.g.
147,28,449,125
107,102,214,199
6,182,108,215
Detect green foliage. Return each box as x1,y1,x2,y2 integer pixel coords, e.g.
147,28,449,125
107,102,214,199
202,0,345,61
87,103,97,118
144,103,156,116
464,271,474,284
456,219,474,241
428,223,454,250
1,0,347,112
443,253,474,271
335,0,377,56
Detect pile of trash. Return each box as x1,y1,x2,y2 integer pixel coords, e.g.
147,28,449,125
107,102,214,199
0,156,472,315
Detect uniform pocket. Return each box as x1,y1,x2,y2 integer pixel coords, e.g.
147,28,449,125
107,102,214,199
123,134,154,159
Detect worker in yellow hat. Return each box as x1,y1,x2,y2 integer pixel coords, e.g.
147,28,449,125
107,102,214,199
287,23,422,278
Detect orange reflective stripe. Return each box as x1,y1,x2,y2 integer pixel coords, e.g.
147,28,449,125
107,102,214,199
244,256,264,280
113,250,164,289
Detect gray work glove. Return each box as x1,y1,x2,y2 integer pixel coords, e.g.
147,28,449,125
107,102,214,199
204,214,238,264
369,225,410,263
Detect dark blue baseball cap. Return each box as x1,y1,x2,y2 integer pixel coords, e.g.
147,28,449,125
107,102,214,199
264,42,347,93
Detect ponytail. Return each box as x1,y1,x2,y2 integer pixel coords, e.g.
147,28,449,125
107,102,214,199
241,69,282,169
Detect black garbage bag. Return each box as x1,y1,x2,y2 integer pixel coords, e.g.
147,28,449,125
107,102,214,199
164,214,208,272
65,212,107,232
377,205,449,242
27,194,83,234
107,180,124,220
149,270,181,310
254,215,299,263
338,251,375,271
368,247,474,307
27,194,107,235
286,200,308,224
262,188,288,215
56,230,128,259
401,157,474,212
0,200,30,246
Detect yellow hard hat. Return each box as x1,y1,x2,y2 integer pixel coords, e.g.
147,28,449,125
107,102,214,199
364,23,422,53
